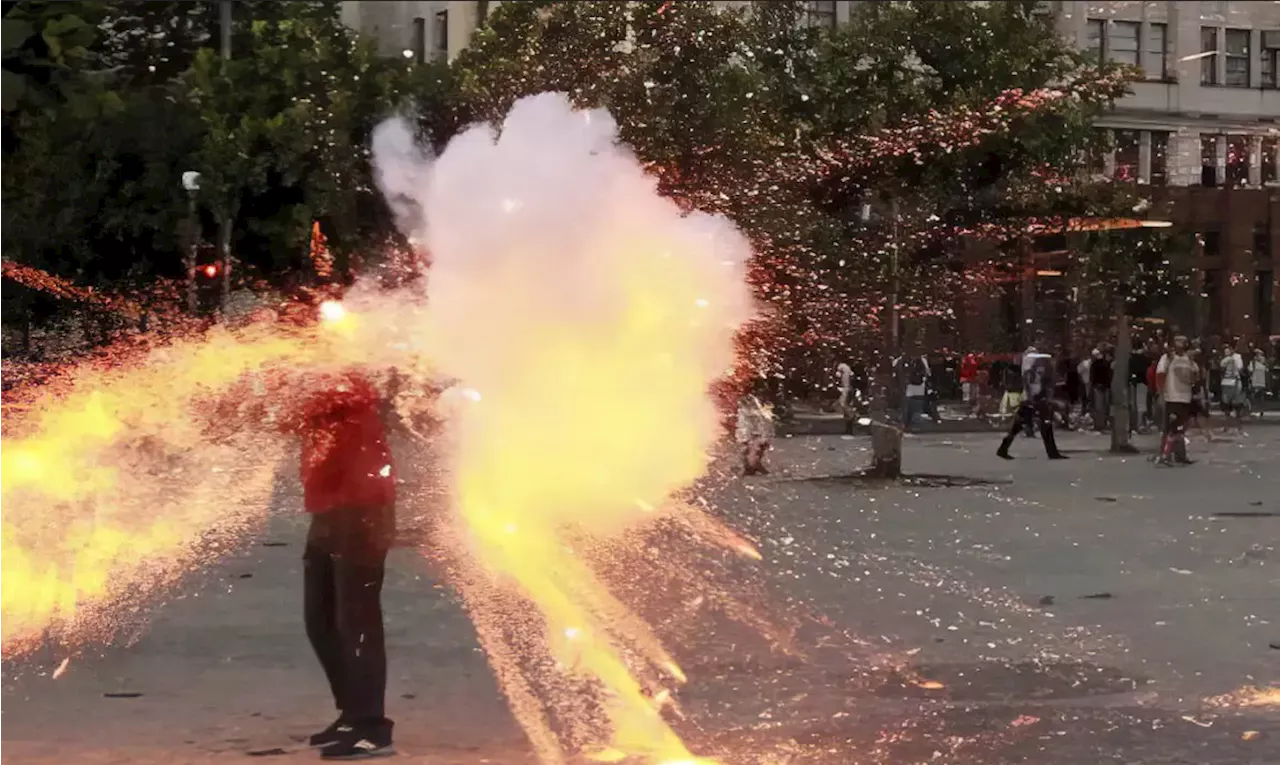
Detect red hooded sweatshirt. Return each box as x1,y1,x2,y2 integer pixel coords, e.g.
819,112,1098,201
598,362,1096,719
280,371,396,514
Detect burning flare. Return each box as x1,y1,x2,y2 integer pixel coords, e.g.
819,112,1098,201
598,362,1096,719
373,92,754,762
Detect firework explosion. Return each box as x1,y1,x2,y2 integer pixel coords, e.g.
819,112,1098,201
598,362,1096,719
372,91,755,762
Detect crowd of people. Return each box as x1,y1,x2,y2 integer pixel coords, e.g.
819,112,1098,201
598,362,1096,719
814,334,1279,467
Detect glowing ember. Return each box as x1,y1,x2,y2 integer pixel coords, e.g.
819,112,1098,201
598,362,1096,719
372,92,753,762
318,299,346,323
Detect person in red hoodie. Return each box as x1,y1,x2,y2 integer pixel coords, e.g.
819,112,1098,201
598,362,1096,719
281,368,398,759
959,352,981,417
209,301,399,758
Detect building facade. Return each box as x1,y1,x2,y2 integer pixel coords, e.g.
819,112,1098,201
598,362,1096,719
1053,1,1280,343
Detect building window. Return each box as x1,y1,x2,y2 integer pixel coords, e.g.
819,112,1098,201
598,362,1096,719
1254,224,1273,260
1201,229,1222,258
1088,19,1140,67
1264,31,1280,88
1200,134,1220,187
1264,137,1279,184
1086,128,1108,176
1225,28,1250,87
1204,268,1224,337
1150,130,1169,186
1086,19,1104,63
433,10,448,59
1145,23,1168,80
1114,129,1140,181
1109,21,1140,66
411,17,426,64
1258,270,1274,334
1201,27,1219,85
1226,135,1250,186
803,0,837,28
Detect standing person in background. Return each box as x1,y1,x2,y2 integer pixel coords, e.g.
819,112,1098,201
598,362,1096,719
1129,341,1151,433
901,350,930,430
997,351,1066,460
836,360,854,435
1158,336,1197,466
736,380,775,476
1219,341,1246,426
1089,347,1112,431
1077,353,1093,421
1248,348,1269,418
959,351,980,417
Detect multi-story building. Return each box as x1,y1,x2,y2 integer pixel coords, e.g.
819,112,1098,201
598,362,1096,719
343,1,1280,344
339,1,859,62
1051,1,1280,344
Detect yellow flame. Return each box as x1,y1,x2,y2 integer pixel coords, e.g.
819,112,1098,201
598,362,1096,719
431,223,747,762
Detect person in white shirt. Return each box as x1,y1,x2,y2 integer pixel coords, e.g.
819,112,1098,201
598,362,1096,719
1158,336,1197,466
1219,342,1246,420
836,361,853,428
1248,349,1269,417
736,382,776,476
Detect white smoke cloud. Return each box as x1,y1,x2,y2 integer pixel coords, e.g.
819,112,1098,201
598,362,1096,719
370,116,434,243
368,90,757,759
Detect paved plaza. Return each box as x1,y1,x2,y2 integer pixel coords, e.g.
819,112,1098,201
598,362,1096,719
3,428,1278,764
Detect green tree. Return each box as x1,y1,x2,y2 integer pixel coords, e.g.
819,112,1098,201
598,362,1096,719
182,2,427,310
2,1,103,114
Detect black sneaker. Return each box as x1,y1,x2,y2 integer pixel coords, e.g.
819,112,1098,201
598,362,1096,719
320,736,394,762
310,718,353,748
321,721,394,760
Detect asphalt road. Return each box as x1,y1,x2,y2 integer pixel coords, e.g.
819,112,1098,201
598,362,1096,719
3,428,1277,764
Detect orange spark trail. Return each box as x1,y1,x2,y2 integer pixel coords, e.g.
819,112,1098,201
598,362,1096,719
0,293,436,658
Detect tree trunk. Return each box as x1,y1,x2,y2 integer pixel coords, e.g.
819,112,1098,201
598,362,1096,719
867,199,903,478
22,317,32,355
1109,296,1137,453
866,359,902,478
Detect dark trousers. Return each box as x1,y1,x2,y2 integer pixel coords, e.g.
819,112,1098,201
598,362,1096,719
303,506,395,724
999,397,1061,457
1160,401,1191,462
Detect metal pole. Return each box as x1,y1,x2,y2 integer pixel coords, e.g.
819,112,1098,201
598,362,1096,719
186,194,199,314
218,0,233,315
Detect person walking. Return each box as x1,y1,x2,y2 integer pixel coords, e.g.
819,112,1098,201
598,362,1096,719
997,351,1066,460
1158,336,1197,467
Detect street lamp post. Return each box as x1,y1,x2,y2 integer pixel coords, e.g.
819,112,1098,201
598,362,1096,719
181,171,202,314
217,0,233,316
